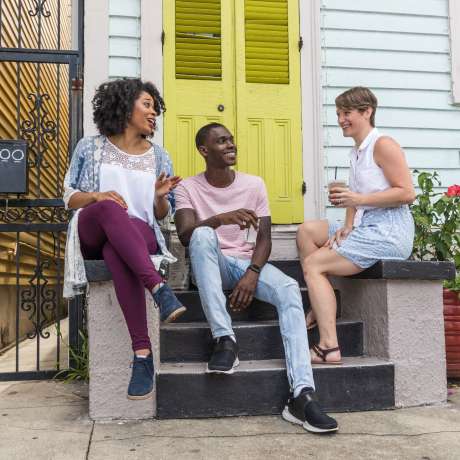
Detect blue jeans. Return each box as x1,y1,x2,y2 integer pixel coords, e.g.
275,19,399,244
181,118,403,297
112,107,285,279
189,227,315,393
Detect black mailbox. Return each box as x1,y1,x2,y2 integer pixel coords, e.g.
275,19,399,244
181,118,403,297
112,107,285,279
0,140,28,194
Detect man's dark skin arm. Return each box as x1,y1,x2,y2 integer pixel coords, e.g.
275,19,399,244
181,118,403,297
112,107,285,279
229,216,271,311
175,209,272,310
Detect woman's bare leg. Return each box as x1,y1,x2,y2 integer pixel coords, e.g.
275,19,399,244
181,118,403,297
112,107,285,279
303,247,363,363
296,220,330,327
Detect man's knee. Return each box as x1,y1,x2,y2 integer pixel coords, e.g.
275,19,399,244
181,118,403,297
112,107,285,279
189,226,217,248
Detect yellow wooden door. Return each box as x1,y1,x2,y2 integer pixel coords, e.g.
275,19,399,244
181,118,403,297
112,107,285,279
164,0,235,178
164,0,304,223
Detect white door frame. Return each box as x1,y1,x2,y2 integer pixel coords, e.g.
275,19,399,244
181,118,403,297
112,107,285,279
299,0,324,220
83,0,109,136
139,0,324,219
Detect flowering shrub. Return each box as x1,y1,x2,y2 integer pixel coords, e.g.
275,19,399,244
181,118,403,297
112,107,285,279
446,184,460,197
411,171,460,291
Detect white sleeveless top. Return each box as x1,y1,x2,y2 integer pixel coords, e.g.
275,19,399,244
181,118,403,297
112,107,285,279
349,128,391,226
99,140,156,228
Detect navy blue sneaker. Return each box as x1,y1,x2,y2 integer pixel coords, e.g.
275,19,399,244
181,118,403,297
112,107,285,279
127,354,154,400
153,284,187,323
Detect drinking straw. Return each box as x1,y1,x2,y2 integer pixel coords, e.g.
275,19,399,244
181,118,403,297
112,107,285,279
334,166,338,180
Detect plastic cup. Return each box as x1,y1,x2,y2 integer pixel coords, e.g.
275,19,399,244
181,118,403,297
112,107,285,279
328,180,348,191
246,224,258,244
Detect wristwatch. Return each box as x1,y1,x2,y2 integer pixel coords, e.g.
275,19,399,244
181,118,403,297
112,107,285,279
247,263,261,274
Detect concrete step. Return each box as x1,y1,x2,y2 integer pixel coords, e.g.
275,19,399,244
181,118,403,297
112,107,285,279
160,319,363,363
156,357,395,418
174,289,341,323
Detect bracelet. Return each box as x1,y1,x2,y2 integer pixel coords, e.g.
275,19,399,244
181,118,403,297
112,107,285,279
247,263,261,274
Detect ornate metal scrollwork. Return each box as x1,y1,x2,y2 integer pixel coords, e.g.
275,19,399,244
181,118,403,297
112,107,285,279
28,0,51,18
20,92,57,169
0,206,70,224
21,259,59,340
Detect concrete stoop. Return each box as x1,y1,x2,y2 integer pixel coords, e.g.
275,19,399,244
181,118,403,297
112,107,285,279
85,258,454,421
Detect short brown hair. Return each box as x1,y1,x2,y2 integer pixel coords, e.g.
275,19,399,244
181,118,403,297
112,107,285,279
335,87,378,127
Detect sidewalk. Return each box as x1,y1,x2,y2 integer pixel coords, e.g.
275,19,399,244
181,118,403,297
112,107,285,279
0,379,459,460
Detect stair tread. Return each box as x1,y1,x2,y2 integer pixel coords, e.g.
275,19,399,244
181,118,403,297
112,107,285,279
161,318,360,330
159,356,392,374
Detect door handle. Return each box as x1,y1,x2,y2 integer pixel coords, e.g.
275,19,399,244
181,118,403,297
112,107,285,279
217,104,225,112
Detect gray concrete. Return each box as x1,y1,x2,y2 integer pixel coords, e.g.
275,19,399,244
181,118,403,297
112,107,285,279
334,277,447,408
1,379,460,460
87,282,159,420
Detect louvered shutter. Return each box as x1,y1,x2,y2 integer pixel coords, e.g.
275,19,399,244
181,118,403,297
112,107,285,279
244,0,289,84
175,0,222,80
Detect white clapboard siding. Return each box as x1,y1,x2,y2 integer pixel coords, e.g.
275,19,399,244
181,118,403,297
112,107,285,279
108,0,141,79
321,0,460,219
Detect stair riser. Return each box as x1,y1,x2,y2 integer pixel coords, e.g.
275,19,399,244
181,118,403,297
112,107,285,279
156,364,395,418
175,290,341,323
160,322,363,362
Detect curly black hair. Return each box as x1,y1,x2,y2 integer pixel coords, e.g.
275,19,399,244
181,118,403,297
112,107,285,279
92,78,166,136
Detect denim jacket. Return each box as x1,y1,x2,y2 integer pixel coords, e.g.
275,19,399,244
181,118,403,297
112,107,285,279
63,135,177,298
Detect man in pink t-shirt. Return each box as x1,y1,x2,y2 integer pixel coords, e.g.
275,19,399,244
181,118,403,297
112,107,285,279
174,123,338,434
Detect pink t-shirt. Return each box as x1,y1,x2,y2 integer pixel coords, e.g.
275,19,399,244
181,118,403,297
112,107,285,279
174,172,271,258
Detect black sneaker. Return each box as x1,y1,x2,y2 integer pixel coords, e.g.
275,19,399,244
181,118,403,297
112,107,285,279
206,336,239,374
282,387,338,433
127,354,154,400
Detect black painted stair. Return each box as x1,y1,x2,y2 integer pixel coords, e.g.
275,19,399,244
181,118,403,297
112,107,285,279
160,319,363,363
156,259,395,419
157,358,395,419
174,288,340,322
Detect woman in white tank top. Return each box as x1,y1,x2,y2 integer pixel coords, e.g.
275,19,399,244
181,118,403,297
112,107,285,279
297,87,415,365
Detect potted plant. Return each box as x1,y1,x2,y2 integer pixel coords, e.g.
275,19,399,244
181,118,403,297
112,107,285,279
411,172,460,378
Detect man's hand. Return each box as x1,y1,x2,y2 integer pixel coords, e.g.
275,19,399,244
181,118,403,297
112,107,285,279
217,209,258,230
229,270,259,311
94,191,128,209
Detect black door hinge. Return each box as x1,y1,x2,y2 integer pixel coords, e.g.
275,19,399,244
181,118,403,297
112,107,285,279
298,36,303,51
302,181,307,195
161,31,165,47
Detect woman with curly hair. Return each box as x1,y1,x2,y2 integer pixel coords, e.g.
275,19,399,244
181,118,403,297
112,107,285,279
63,78,186,399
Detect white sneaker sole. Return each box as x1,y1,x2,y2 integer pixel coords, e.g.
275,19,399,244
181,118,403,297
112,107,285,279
127,388,154,400
282,406,338,433
206,357,240,374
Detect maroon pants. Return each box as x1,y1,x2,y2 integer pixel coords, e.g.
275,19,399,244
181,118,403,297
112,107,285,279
78,200,163,351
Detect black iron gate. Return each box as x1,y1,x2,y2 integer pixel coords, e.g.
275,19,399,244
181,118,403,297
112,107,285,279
0,0,83,380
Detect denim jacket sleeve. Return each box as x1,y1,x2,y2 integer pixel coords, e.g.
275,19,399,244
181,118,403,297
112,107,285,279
63,136,100,209
154,143,176,215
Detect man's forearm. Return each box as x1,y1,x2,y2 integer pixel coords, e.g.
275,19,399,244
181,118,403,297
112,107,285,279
250,237,271,269
178,215,221,246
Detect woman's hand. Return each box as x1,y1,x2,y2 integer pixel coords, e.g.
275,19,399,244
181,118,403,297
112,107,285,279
94,191,127,209
324,226,353,249
329,187,363,208
155,172,182,198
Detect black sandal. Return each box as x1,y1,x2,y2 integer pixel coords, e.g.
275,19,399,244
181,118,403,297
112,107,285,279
310,343,343,365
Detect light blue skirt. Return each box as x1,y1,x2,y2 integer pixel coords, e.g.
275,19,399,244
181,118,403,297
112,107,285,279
328,206,414,269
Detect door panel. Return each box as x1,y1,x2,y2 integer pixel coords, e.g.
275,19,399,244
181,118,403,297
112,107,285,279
164,0,235,179
235,0,303,223
164,0,304,223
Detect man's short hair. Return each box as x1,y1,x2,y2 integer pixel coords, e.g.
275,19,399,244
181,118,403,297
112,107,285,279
195,122,226,150
335,86,378,127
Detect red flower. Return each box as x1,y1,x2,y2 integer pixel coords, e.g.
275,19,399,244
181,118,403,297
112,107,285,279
446,184,460,197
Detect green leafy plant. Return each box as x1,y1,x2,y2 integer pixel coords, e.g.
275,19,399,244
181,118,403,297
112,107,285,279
54,329,89,383
411,171,460,291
